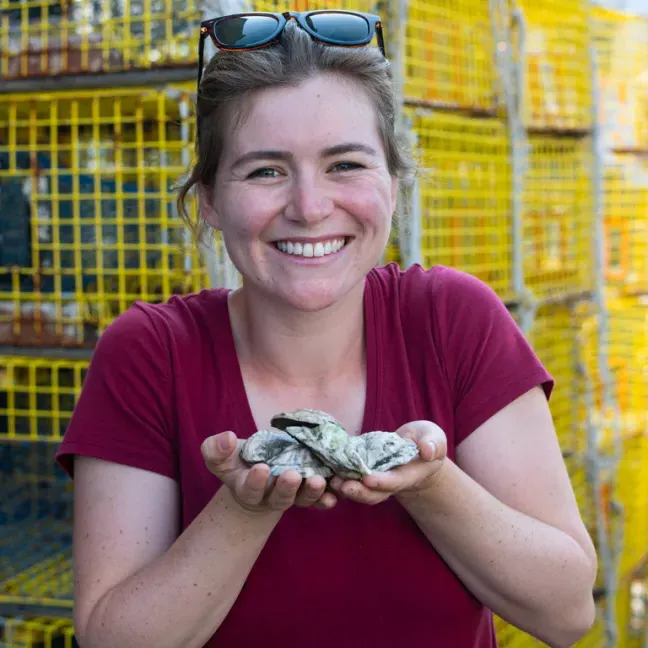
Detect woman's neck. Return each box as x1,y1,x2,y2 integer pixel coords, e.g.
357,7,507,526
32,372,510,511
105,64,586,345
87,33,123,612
227,281,366,389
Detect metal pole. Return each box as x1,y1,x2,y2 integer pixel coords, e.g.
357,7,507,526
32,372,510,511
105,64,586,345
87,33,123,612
588,23,623,646
402,162,423,268
489,0,537,333
642,581,648,648
385,0,416,268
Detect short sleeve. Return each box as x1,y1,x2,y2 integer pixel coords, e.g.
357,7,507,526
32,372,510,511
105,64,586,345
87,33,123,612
55,303,177,480
432,267,554,446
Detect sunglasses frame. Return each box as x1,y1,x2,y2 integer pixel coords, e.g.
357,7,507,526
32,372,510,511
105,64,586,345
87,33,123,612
197,10,386,95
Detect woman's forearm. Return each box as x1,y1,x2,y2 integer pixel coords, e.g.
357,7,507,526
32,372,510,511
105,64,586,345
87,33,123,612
397,459,597,648
81,487,281,648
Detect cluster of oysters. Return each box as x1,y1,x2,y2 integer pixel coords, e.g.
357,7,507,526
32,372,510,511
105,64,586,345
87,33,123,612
240,408,420,481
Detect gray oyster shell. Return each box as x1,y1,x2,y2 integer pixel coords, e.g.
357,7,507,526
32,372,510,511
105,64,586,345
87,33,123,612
240,429,333,478
240,409,419,480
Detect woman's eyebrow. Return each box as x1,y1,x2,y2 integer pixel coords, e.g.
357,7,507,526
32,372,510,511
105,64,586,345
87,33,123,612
321,143,378,157
231,150,290,169
231,142,377,169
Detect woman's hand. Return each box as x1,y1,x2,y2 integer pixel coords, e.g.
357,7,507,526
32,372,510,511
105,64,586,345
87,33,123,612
201,431,338,513
329,421,447,505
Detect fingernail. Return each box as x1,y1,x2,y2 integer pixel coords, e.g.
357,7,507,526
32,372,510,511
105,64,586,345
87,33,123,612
427,440,437,457
217,433,230,452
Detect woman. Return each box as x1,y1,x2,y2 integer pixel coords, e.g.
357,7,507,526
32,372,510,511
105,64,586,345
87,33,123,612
56,11,597,648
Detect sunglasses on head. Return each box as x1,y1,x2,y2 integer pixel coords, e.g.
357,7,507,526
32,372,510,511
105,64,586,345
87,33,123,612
197,10,386,94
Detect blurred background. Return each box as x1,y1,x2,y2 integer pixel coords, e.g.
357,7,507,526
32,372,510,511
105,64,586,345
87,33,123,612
0,0,647,646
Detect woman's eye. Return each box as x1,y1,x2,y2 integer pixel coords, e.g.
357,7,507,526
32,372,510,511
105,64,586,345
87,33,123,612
248,168,280,179
330,161,363,173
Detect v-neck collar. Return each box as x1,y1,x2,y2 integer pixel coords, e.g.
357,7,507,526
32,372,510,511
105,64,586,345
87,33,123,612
218,275,380,437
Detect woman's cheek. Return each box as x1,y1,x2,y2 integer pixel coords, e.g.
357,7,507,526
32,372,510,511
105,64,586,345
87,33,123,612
223,194,278,235
341,176,393,215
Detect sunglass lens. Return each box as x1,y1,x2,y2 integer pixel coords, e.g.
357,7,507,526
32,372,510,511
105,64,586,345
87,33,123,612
214,15,280,48
306,12,371,45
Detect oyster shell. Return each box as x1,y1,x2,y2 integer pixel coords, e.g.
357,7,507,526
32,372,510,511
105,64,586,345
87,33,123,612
240,429,333,478
271,408,341,431
354,431,421,473
240,409,420,480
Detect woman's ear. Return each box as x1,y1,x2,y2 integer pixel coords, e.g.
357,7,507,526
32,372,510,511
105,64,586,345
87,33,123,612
197,184,221,230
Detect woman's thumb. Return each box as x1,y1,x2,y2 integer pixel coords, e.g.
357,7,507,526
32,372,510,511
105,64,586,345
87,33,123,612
201,431,236,464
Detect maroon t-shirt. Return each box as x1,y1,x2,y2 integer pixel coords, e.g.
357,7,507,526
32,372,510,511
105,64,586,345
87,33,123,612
56,263,553,647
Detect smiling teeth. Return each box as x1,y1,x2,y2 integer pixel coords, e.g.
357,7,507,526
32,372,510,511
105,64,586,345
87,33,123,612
275,238,346,257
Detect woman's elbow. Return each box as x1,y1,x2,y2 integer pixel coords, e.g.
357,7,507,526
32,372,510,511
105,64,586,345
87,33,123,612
559,550,599,646
544,592,597,648
541,550,598,647
556,534,598,633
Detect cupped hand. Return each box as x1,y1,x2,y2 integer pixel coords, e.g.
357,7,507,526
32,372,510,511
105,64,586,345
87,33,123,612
201,430,338,513
329,421,447,506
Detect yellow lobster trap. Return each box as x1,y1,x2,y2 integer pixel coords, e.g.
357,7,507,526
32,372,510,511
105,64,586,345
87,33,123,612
603,154,648,294
403,0,497,113
592,7,648,153
578,295,648,585
0,0,201,79
0,0,397,80
605,296,648,441
524,303,589,456
0,441,73,615
615,433,648,580
253,0,379,16
0,617,75,648
523,136,594,301
514,0,592,131
409,109,513,300
0,86,210,347
0,356,87,443
576,295,647,456
614,570,648,648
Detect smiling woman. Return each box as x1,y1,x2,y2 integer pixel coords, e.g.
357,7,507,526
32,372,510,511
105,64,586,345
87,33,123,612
191,72,397,313
55,11,597,648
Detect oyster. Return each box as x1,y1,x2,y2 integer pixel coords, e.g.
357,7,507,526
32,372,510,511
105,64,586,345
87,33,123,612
271,409,341,430
354,431,421,473
240,429,333,478
240,408,420,480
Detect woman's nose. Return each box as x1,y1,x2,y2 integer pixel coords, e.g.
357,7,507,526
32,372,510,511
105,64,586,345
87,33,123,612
284,175,335,224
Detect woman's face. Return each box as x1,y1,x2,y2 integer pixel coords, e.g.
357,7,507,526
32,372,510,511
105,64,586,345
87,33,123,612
204,73,398,312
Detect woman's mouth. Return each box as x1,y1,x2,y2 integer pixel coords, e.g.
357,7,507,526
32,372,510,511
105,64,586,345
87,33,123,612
272,237,348,258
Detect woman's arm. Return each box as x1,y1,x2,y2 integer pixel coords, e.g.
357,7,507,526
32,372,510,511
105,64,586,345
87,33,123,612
73,457,281,648
331,386,597,647
73,436,334,648
396,387,597,648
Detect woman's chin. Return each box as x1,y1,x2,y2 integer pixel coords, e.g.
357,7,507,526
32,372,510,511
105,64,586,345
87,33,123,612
274,281,356,314
281,292,340,313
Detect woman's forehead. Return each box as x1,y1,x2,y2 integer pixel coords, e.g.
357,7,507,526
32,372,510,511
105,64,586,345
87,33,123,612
223,76,381,158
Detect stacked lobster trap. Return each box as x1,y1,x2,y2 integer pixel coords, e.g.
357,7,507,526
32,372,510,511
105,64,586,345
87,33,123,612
0,0,647,646
0,1,216,645
397,0,610,645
